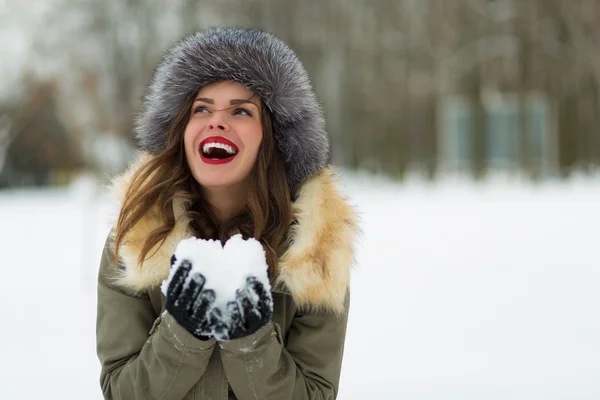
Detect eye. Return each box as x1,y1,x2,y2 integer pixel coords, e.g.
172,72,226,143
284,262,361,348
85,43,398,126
233,107,252,117
194,106,210,114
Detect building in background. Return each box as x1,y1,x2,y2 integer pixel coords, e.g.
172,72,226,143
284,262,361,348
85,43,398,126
439,92,557,177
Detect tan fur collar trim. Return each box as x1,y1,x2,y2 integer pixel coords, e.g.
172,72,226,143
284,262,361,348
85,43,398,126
108,153,358,313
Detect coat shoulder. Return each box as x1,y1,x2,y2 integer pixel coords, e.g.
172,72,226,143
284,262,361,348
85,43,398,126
276,168,359,314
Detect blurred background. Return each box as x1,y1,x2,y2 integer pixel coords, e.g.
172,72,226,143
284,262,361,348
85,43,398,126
3,0,600,184
1,0,599,399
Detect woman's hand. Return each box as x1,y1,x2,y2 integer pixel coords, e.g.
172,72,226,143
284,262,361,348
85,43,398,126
209,275,272,341
163,256,216,340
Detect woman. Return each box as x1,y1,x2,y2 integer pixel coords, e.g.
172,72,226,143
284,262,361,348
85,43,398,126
96,27,358,400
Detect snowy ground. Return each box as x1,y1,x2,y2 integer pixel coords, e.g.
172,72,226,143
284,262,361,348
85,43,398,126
1,172,599,399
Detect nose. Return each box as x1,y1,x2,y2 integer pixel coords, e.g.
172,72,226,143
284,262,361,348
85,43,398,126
207,113,230,131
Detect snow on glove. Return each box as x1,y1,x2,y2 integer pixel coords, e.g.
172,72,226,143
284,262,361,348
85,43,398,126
160,238,224,339
206,234,273,341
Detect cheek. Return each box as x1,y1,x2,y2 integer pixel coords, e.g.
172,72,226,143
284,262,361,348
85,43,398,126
183,126,196,156
246,124,263,154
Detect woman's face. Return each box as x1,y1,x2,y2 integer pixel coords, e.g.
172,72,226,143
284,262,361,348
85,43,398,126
184,80,263,190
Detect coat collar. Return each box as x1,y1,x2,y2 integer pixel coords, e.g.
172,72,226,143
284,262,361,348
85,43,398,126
108,153,358,313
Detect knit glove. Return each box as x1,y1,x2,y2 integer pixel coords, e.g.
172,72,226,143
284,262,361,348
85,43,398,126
161,254,216,339
208,274,273,341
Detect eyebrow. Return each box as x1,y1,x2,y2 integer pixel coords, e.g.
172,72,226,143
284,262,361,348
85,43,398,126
194,97,259,108
229,99,258,108
194,97,214,104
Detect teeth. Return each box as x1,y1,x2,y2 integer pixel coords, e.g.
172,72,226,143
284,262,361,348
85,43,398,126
202,142,237,155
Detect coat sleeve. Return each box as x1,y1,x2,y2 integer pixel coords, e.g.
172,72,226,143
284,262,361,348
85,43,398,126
96,237,216,400
219,296,350,400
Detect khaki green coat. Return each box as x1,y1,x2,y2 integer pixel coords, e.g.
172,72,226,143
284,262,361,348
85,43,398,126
96,155,358,400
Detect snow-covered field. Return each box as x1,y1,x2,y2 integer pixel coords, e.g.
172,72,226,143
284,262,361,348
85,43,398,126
1,172,599,399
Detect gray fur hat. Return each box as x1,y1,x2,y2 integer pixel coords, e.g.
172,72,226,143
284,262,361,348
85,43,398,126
134,27,329,197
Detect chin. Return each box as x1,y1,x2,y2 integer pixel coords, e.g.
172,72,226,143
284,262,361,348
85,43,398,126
188,158,253,190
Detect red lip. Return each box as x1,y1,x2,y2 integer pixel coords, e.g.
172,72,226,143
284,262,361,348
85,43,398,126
199,136,239,165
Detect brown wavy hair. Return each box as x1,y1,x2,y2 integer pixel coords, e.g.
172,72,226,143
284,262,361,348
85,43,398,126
113,87,292,275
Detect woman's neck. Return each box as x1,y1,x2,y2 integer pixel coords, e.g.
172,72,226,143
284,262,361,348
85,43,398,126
202,184,247,223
